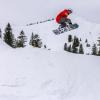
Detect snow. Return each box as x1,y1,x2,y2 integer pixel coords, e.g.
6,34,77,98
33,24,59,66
0,47,99,100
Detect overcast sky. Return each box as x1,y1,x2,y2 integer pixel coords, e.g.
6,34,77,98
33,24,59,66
0,0,100,24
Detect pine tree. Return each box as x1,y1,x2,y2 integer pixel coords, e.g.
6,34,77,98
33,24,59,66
68,35,72,42
79,44,84,54
4,23,15,48
17,30,27,47
67,45,72,52
86,43,90,47
64,43,67,51
0,28,2,38
97,37,100,46
71,36,79,53
37,38,42,48
72,44,78,53
13,38,17,48
73,36,80,47
44,45,47,49
97,47,100,56
85,39,88,43
29,32,34,46
91,44,97,55
29,33,42,48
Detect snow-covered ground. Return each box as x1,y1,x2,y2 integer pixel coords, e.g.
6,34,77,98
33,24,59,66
0,16,100,100
0,45,100,100
0,16,100,99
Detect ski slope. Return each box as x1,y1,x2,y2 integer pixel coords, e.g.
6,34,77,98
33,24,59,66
0,15,100,99
0,45,99,100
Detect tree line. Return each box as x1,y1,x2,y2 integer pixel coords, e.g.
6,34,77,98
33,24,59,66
1,23,100,56
64,34,100,56
3,23,42,48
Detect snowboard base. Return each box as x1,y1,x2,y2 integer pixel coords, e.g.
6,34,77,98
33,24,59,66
53,23,79,35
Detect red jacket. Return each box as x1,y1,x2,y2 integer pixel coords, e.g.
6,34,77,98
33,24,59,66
56,9,70,23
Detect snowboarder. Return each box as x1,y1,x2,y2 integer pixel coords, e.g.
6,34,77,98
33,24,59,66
56,9,72,28
53,9,78,35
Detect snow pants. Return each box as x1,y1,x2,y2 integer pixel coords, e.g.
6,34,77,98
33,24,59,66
59,17,72,27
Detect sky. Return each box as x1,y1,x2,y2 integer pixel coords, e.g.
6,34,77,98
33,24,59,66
0,0,100,24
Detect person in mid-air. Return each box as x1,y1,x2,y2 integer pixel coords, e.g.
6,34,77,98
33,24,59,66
56,9,72,28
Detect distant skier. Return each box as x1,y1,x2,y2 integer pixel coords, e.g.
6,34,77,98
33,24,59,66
56,9,72,28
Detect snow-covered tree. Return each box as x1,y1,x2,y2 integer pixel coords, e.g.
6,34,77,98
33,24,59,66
91,44,97,55
0,28,2,38
68,35,73,42
97,47,100,56
16,30,27,47
71,36,80,53
29,33,42,48
4,23,15,48
72,45,78,53
79,44,84,54
97,37,100,46
44,45,47,49
85,39,88,43
86,43,90,47
64,43,67,51
29,32,34,46
73,36,80,47
67,45,72,52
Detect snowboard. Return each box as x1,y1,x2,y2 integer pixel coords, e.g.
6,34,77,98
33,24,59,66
53,23,79,35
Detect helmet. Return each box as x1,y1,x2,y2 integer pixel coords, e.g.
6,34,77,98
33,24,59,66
68,9,73,14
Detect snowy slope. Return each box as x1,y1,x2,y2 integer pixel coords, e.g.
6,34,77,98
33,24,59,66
0,15,100,100
9,14,100,54
0,47,100,100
